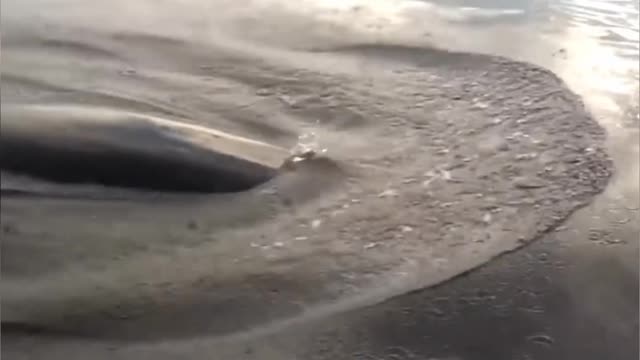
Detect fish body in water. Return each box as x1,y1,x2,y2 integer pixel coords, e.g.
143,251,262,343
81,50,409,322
0,105,288,194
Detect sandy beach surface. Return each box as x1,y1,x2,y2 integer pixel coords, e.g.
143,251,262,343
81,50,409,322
1,1,637,359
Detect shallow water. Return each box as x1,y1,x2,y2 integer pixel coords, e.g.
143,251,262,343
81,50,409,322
1,0,638,359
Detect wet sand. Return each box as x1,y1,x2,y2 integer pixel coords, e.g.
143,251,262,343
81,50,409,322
1,0,637,359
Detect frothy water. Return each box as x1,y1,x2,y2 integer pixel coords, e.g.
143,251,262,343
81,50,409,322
288,123,328,163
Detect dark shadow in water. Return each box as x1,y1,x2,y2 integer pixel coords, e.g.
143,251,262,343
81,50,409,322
0,117,278,193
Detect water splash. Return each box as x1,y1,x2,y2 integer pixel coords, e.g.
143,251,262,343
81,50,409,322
288,129,327,163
